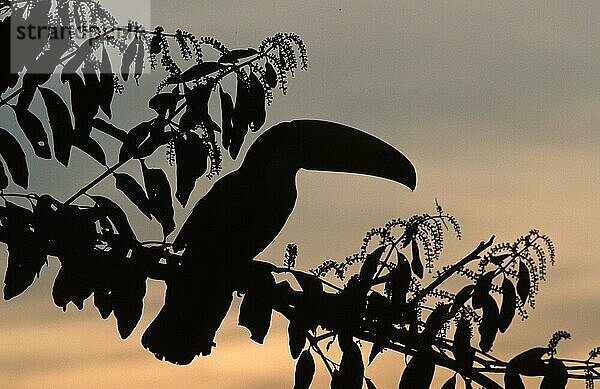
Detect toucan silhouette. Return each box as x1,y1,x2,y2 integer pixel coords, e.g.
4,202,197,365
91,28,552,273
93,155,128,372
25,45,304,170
141,120,417,365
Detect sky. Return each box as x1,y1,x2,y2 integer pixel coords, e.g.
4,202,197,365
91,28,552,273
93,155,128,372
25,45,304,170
1,1,600,388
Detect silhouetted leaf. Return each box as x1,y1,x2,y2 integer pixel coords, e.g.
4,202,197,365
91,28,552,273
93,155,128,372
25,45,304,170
359,246,385,285
505,347,550,388
141,162,175,237
540,359,568,389
134,130,172,159
218,48,258,64
335,337,364,389
450,285,475,317
119,120,153,162
230,74,251,159
52,262,94,310
13,106,51,158
288,319,306,359
2,202,46,299
91,196,137,243
63,72,98,136
134,37,145,84
478,295,499,352
121,36,140,81
149,89,182,119
387,252,411,308
113,261,147,339
0,163,7,189
499,277,517,333
421,303,450,347
174,131,208,206
166,62,225,84
265,62,277,88
248,72,266,132
92,118,128,142
517,260,531,304
441,375,457,389
94,289,112,319
238,267,276,343
72,135,107,166
39,87,73,166
399,349,435,389
410,239,423,278
17,74,50,110
219,85,234,150
452,317,475,371
99,44,114,118
472,271,495,309
114,173,152,219
0,128,29,188
61,39,94,80
294,350,315,389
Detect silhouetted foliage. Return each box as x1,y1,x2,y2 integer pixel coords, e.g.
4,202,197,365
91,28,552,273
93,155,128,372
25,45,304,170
0,1,598,388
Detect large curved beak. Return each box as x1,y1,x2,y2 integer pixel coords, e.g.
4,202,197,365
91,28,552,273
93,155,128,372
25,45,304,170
290,120,417,190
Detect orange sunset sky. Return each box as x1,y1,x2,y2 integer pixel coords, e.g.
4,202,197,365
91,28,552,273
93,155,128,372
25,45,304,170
1,1,600,388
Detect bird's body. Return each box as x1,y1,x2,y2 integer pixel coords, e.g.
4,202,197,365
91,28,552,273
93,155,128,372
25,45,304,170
142,120,417,364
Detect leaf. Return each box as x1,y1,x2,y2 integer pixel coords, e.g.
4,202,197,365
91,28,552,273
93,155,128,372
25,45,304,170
238,267,276,344
119,120,153,162
141,162,175,237
517,260,531,304
114,173,152,219
288,319,306,359
499,277,517,333
478,295,499,352
410,239,423,278
472,271,495,309
0,163,7,189
420,303,450,347
121,37,140,81
450,285,475,317
91,196,137,242
68,74,100,136
39,87,73,166
265,62,277,88
452,317,475,371
358,245,386,284
336,337,364,389
99,45,114,118
219,85,234,150
13,107,51,158
166,62,225,84
112,261,147,339
92,118,128,142
248,72,266,132
399,349,435,389
540,359,568,389
134,37,145,84
134,130,172,159
441,375,457,389
387,252,411,308
230,74,251,159
2,202,47,300
218,48,258,64
148,90,183,119
61,39,94,80
72,135,107,166
174,131,208,206
294,350,315,389
506,347,550,376
0,128,29,188
52,262,94,310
